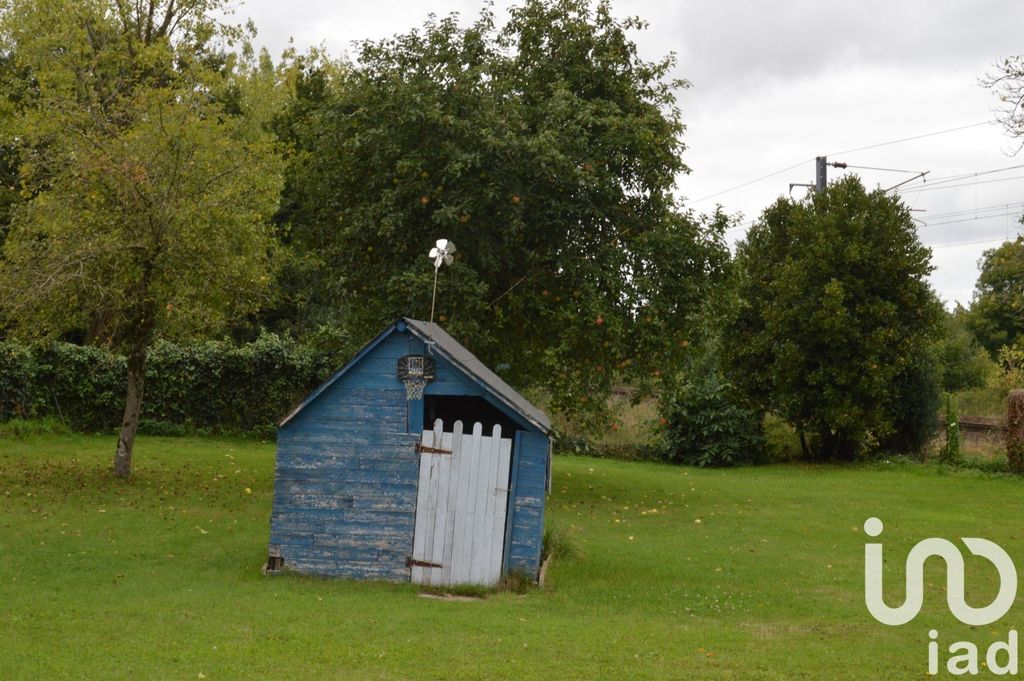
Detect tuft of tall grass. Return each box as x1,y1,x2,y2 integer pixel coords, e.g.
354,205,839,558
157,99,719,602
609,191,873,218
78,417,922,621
0,417,71,438
541,520,581,563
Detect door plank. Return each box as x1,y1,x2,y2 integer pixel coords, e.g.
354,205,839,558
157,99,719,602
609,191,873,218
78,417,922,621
410,426,434,584
422,421,442,585
439,419,464,585
426,429,453,583
488,435,513,583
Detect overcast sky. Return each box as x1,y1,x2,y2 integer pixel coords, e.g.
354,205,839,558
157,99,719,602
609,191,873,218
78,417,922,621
234,0,1024,308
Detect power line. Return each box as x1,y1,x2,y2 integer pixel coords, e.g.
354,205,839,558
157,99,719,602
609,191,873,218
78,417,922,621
827,121,994,156
723,204,1022,238
923,210,1024,229
895,163,1024,193
911,163,1024,187
690,120,994,206
690,159,813,204
838,164,921,173
723,196,1021,235
928,236,1017,250
921,202,1024,223
896,173,1024,195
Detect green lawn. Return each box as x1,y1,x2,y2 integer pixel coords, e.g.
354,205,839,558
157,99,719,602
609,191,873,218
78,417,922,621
2,434,1023,679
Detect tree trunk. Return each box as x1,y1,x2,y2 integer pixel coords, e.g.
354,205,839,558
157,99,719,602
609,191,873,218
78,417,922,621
819,429,833,460
111,258,158,478
798,429,810,459
112,343,147,478
836,432,854,462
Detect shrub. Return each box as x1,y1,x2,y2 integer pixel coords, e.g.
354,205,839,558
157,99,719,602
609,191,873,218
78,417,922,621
138,419,191,437
0,333,332,435
763,413,802,462
1008,389,1024,473
0,343,38,419
660,371,763,467
996,343,1024,394
879,348,941,458
30,343,125,431
955,344,1024,420
934,312,993,393
550,428,596,456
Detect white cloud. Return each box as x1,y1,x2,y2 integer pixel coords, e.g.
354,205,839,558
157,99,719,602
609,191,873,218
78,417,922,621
236,0,1024,306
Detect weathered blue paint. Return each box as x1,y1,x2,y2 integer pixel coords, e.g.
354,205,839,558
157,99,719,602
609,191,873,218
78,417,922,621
505,430,548,575
502,431,525,575
278,323,407,427
268,319,551,582
407,396,424,433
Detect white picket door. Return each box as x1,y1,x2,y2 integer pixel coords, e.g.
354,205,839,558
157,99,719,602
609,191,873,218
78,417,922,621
410,419,512,586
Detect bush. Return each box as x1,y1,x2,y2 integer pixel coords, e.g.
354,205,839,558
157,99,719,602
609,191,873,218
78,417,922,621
0,333,332,435
31,343,126,431
660,371,763,467
934,312,993,393
996,343,1024,394
1008,389,1024,474
0,343,38,419
954,343,1024,420
763,413,802,462
879,348,941,458
550,428,596,456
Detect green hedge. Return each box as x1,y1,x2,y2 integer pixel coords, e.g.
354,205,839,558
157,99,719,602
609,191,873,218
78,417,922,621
0,334,333,436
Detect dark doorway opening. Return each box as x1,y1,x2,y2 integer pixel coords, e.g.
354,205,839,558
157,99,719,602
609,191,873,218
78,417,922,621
424,395,520,436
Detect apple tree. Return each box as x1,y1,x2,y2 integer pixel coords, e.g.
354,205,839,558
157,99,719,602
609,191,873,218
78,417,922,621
0,0,283,476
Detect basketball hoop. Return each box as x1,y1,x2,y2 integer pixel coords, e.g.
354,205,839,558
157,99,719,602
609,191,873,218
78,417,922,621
397,355,435,401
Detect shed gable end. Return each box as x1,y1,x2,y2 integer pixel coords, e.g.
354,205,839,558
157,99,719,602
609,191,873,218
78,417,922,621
270,332,420,580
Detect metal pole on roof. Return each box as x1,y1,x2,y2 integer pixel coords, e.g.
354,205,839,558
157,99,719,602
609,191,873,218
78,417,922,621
427,238,455,325
430,265,439,325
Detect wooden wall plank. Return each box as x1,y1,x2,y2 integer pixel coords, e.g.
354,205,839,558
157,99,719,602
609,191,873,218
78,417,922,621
278,429,416,447
505,430,548,577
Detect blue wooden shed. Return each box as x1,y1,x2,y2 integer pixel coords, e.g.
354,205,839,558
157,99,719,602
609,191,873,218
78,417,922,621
267,318,552,585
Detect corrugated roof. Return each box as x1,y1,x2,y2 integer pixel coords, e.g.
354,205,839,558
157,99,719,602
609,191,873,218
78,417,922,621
279,318,551,434
402,318,551,433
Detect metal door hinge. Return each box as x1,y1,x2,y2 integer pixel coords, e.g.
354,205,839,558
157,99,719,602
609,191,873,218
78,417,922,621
415,443,452,455
406,556,443,569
